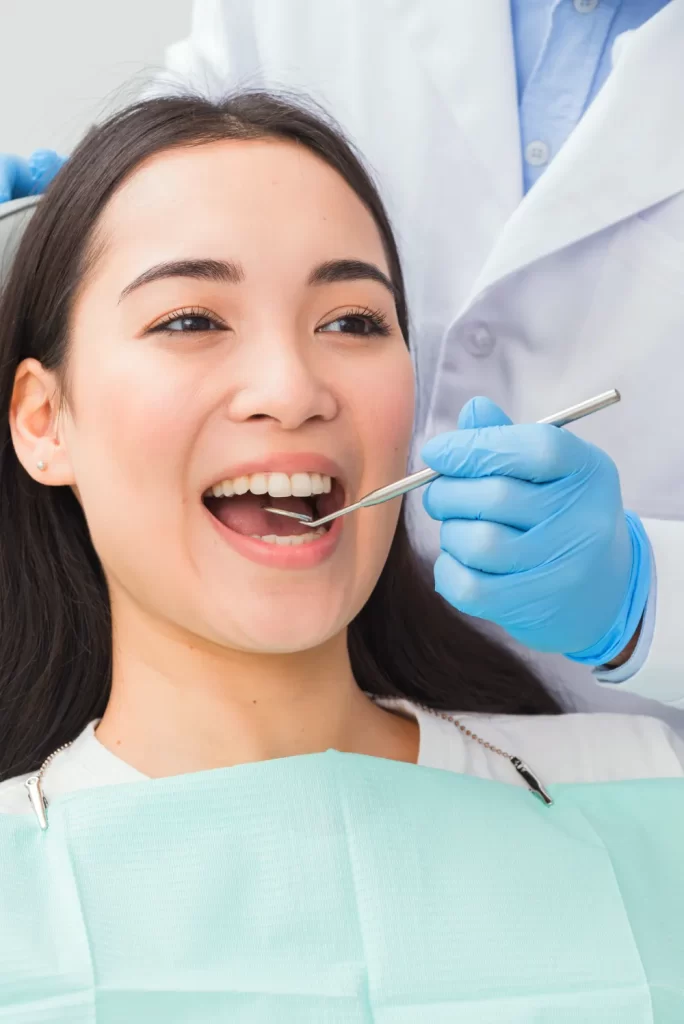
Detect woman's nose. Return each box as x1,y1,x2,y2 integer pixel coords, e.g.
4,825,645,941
226,336,339,430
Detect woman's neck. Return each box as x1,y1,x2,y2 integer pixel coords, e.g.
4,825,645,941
96,605,418,777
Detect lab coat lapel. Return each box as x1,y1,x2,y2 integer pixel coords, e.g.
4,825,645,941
384,0,523,220
467,0,684,301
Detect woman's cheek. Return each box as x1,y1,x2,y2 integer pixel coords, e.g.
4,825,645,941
74,361,195,468
349,353,414,586
359,356,415,473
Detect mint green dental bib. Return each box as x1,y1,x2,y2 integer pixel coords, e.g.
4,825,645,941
1,750,683,1022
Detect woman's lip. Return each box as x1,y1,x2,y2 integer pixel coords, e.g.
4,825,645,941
203,504,343,569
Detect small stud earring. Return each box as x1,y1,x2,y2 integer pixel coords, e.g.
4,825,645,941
36,460,47,471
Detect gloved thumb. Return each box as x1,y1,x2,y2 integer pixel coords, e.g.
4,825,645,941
421,396,517,477
457,396,513,430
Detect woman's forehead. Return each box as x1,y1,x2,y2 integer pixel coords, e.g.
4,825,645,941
92,138,389,283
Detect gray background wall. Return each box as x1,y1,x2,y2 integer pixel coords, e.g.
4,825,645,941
0,0,192,155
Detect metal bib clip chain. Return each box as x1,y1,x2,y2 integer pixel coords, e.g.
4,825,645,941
25,704,552,831
406,701,553,805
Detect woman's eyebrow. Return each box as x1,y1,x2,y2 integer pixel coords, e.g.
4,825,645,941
308,259,396,298
119,259,244,303
118,256,395,304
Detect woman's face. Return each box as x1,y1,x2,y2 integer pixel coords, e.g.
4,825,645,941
49,139,414,651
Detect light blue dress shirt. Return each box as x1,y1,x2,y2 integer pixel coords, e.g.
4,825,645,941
509,0,668,680
510,0,669,193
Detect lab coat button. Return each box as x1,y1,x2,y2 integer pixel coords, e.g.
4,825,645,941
573,0,599,11
462,323,496,357
524,141,550,167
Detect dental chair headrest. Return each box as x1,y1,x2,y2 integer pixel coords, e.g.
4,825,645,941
0,196,40,290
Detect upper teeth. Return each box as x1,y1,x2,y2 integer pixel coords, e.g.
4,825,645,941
207,471,332,499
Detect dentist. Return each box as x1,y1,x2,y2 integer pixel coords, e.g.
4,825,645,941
1,0,683,717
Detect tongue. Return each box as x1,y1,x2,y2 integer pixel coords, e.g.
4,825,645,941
209,493,315,537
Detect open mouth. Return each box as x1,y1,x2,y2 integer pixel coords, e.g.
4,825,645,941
203,471,345,545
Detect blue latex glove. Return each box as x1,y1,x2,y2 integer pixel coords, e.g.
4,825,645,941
422,397,651,664
0,149,66,203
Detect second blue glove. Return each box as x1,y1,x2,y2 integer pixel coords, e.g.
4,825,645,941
0,150,66,204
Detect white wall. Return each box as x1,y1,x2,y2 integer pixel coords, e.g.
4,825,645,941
0,0,192,155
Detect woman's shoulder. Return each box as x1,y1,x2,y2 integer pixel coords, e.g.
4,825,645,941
0,741,93,817
411,702,684,783
0,719,143,816
482,710,684,779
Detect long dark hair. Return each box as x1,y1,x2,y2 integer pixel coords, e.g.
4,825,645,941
0,93,561,781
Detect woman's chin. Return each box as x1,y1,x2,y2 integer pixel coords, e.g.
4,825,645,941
198,595,348,655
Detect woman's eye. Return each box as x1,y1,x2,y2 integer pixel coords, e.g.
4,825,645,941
148,309,225,334
318,309,391,337
163,315,217,333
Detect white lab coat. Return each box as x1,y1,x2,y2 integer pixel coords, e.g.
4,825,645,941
155,0,684,721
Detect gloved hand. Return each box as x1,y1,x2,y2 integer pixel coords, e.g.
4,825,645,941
0,149,66,203
421,397,651,665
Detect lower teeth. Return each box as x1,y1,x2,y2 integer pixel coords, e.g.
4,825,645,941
251,527,327,546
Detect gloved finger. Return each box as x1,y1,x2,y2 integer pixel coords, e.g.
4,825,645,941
433,551,505,621
423,474,570,531
27,149,66,194
439,519,528,574
421,422,597,483
0,154,33,202
457,396,513,430
434,550,543,618
433,552,558,646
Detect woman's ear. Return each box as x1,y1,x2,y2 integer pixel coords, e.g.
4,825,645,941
9,358,76,485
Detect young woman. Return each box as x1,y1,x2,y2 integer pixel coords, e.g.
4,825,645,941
0,93,682,1021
